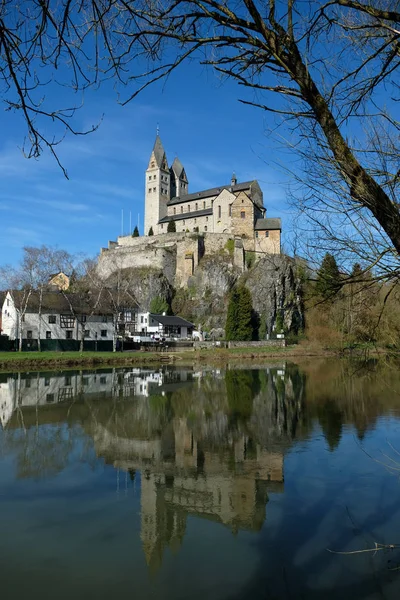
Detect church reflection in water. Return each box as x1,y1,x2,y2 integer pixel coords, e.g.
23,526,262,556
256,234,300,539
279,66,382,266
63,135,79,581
0,364,304,571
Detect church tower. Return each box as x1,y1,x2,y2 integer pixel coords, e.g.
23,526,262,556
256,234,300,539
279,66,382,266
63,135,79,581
144,135,171,235
170,157,189,199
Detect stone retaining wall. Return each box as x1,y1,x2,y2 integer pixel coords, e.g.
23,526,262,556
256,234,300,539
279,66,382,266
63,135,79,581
227,340,286,348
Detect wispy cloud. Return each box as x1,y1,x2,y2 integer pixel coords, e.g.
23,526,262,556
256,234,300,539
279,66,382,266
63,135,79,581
33,199,89,212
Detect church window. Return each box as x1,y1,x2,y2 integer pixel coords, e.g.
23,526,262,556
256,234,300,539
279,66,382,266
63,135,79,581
203,201,206,209
148,188,151,193
153,187,156,192
154,175,156,180
204,226,208,232
151,161,155,167
255,231,259,238
218,206,221,219
265,231,269,237
195,203,198,211
181,206,183,213
206,216,208,221
161,224,164,229
241,211,245,219
188,205,190,212
194,218,197,224
229,204,232,217
173,208,176,215
242,198,244,203
148,176,151,181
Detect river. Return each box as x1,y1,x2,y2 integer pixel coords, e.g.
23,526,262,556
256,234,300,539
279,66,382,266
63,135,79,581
1,359,400,599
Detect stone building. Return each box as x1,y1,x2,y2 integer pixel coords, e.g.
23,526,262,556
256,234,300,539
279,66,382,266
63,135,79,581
144,135,281,253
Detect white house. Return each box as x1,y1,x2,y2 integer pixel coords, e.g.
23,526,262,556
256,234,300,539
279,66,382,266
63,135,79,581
135,312,194,339
1,290,116,350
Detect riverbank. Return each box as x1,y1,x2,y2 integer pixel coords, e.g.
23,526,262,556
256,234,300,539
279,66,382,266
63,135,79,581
0,343,390,372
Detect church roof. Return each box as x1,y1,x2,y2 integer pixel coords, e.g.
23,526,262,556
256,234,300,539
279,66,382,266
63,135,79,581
255,218,282,230
159,208,213,224
171,157,184,178
167,180,259,206
152,135,167,168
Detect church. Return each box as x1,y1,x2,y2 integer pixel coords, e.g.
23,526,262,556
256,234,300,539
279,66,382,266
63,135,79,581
144,135,281,254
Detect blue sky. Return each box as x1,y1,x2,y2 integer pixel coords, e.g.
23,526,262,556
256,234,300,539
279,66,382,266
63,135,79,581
0,60,294,268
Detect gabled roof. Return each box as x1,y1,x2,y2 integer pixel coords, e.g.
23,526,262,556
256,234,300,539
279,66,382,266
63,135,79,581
152,135,167,168
167,180,257,206
150,314,194,327
159,208,213,224
6,289,136,315
255,218,282,231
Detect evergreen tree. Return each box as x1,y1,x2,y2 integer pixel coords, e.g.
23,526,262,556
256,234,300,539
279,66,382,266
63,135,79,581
225,288,240,341
132,226,139,237
148,227,154,236
167,219,176,233
150,296,169,314
236,286,254,340
315,253,341,300
225,285,254,341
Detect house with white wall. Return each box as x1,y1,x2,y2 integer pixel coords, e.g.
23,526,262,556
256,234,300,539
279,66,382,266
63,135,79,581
135,312,194,339
1,290,117,350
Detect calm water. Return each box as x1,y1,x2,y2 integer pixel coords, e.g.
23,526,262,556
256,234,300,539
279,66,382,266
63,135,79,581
1,360,400,599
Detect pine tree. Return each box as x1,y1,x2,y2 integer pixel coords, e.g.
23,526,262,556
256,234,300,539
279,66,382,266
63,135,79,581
225,288,240,341
148,227,154,236
150,296,169,314
315,253,341,300
132,226,139,237
225,286,254,341
167,219,176,233
236,286,254,340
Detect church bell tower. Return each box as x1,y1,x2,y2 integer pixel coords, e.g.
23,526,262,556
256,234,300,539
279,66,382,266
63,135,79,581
144,134,171,236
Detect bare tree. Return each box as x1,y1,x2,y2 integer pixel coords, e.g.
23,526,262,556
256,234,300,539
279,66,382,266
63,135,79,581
1,1,399,274
0,245,74,350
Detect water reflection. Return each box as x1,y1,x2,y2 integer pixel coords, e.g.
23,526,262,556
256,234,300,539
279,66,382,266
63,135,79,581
1,360,400,598
0,365,303,568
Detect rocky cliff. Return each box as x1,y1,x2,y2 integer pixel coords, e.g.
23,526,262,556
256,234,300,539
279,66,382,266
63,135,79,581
102,250,304,337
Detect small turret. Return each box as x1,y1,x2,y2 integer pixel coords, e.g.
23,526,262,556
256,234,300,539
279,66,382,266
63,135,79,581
231,172,237,186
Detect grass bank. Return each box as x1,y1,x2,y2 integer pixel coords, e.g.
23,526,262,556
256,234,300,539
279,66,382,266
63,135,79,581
0,344,342,372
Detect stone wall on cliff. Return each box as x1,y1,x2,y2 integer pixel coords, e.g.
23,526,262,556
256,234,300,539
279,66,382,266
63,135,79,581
97,233,303,335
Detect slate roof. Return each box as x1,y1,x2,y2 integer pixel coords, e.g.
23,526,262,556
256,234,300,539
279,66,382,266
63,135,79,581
150,314,194,328
6,290,136,315
159,208,213,224
171,157,185,178
255,218,282,230
167,180,258,206
152,135,167,168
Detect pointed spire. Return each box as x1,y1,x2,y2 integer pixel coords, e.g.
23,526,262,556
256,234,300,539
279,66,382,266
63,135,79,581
151,134,167,168
171,156,184,178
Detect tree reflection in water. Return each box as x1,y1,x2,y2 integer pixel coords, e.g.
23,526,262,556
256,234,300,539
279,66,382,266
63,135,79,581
1,359,400,596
